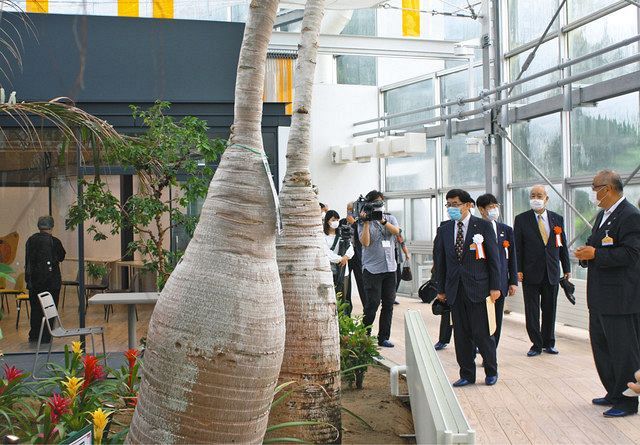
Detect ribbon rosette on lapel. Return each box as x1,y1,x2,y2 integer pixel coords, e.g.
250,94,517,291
502,240,510,259
553,226,563,247
473,233,485,259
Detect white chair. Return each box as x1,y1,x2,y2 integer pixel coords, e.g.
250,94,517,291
32,291,107,379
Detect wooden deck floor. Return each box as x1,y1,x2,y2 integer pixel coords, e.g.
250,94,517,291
353,296,640,444
3,291,640,443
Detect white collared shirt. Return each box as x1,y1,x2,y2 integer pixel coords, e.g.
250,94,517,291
453,212,471,244
599,196,626,228
491,220,498,241
534,209,550,236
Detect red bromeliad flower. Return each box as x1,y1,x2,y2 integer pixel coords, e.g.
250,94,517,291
3,364,23,381
83,355,105,389
124,348,139,370
47,393,71,423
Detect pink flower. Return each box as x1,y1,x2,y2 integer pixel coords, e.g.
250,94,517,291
47,393,71,423
3,363,23,381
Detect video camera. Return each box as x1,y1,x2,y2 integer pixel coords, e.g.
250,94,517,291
337,223,353,241
354,195,384,222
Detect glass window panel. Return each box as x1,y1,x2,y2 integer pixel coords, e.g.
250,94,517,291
386,199,405,232
336,55,376,86
570,92,640,176
568,6,638,85
412,198,431,241
441,133,486,187
341,9,376,36
508,0,559,49
511,185,564,221
230,5,248,22
568,0,618,22
385,140,436,191
511,113,562,182
384,79,435,127
508,39,560,103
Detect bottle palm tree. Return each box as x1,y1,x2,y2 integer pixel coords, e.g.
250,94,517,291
126,1,286,443
270,0,342,443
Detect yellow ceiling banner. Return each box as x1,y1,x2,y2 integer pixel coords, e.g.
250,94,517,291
119,0,139,17
402,0,420,37
26,0,48,13
153,0,174,19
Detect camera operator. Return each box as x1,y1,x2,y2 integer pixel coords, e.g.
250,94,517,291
323,210,354,298
343,202,367,316
358,190,400,348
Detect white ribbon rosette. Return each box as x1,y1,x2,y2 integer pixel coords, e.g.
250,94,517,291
472,233,485,259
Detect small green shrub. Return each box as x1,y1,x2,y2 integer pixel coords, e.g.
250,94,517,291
337,298,380,389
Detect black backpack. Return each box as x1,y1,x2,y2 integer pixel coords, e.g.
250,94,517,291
418,279,438,304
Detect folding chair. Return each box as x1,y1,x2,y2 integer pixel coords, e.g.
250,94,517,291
32,291,107,379
61,270,80,309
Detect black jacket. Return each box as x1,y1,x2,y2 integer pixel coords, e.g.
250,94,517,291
495,222,518,298
581,199,640,315
514,209,570,285
433,215,501,305
25,232,66,290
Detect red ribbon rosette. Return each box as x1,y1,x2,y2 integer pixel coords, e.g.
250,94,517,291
502,240,510,259
553,226,563,247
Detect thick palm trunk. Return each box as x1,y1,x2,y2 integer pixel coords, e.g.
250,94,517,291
126,1,285,443
270,1,342,443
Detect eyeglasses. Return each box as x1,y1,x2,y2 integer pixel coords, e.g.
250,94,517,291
445,202,465,208
591,184,608,191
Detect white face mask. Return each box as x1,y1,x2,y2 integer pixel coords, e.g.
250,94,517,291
589,189,602,207
530,199,545,211
329,220,340,229
487,207,500,221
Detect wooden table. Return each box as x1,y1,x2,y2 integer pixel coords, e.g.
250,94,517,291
88,292,159,349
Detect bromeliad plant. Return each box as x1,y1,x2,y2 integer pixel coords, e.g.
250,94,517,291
0,342,143,444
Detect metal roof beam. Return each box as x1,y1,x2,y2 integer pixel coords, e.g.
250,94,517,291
269,31,461,59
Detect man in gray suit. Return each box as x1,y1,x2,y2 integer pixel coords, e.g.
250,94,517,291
576,170,640,417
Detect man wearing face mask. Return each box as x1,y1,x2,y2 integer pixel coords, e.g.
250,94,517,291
514,185,570,357
343,202,367,313
575,170,640,417
476,193,518,347
358,190,400,348
433,189,501,387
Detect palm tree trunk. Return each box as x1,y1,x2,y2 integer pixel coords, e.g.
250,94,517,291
126,1,285,443
270,1,342,443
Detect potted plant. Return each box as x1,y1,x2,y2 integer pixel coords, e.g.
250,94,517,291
86,263,108,284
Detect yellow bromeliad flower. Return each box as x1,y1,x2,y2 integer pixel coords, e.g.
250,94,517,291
71,341,83,356
91,408,110,445
62,376,84,400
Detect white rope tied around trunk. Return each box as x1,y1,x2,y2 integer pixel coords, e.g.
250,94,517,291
228,142,282,233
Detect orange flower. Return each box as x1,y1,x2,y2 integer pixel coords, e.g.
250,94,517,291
553,226,562,235
502,240,510,248
124,348,140,370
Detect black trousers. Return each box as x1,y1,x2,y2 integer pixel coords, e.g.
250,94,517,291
395,263,402,292
451,286,497,381
29,287,60,342
440,295,505,347
494,296,505,347
590,311,640,412
362,270,396,343
523,273,559,350
347,256,367,313
438,312,452,344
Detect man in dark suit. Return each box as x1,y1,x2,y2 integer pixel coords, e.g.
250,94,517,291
514,185,570,357
477,193,518,347
433,189,501,387
576,170,640,417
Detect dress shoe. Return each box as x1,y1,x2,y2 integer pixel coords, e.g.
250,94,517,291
378,340,395,348
452,378,474,387
603,408,636,417
434,342,448,351
592,397,613,406
527,349,542,357
485,375,498,386
544,347,559,354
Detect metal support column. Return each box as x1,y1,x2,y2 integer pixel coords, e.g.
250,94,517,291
76,140,86,344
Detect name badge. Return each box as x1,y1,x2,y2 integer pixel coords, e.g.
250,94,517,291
382,240,391,248
602,230,614,246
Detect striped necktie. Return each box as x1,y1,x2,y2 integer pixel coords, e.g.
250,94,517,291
538,214,549,244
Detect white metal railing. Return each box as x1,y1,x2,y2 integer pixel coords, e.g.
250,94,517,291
393,310,475,444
